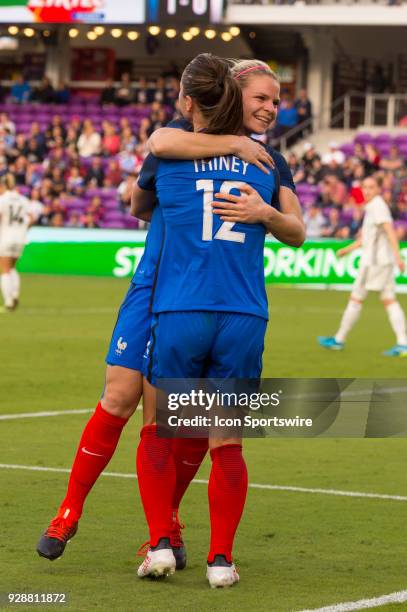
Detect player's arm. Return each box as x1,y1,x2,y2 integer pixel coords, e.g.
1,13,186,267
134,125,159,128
148,128,274,174
336,238,362,257
211,184,305,247
130,184,155,221
382,222,405,272
130,153,158,221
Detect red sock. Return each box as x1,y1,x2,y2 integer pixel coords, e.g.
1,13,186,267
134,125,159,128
60,402,128,517
172,437,208,510
136,424,176,547
208,444,248,564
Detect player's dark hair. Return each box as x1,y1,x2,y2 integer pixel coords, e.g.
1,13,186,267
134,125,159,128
181,53,243,135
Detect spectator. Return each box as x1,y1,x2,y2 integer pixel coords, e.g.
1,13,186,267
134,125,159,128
321,208,346,238
115,73,134,107
102,122,121,156
304,205,327,238
321,141,345,166
28,121,47,155
66,166,85,195
28,186,45,223
77,120,101,158
85,156,105,187
10,75,31,104
295,88,312,135
118,173,137,211
50,211,65,227
104,159,122,187
85,196,105,223
274,93,298,143
67,211,83,228
100,78,116,106
380,145,404,175
32,76,55,104
55,81,71,105
82,211,100,228
318,174,347,208
0,113,15,135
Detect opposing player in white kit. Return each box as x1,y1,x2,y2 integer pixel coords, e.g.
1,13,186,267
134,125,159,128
0,174,33,312
318,175,407,356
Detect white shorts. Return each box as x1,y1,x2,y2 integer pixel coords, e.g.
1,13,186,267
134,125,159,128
0,242,25,258
351,265,395,301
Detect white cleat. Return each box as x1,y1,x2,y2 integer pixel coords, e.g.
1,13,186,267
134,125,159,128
137,548,176,579
206,564,240,588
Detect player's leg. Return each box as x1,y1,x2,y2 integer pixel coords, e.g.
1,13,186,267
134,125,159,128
8,257,20,308
318,268,367,349
0,255,14,310
205,313,266,587
37,284,151,560
381,276,407,355
137,312,214,578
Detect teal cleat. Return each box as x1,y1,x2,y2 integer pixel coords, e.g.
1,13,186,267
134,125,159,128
317,336,344,350
383,344,407,357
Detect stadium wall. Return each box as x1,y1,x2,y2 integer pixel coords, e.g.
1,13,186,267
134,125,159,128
19,228,407,287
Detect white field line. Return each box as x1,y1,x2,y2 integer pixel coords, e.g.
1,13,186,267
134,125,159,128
299,589,407,611
0,406,143,420
0,409,94,420
0,463,406,502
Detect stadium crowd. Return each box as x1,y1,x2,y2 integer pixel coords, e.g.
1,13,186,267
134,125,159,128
0,81,405,235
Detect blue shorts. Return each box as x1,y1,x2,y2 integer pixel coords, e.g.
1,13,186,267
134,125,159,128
106,283,153,372
143,311,267,383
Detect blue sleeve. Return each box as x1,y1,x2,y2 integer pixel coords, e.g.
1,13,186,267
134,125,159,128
266,146,297,193
137,117,193,191
138,153,159,191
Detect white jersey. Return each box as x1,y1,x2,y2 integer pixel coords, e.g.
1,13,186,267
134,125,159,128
360,195,394,267
0,190,31,246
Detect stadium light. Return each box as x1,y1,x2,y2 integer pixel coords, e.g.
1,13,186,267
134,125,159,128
221,32,232,42
189,27,200,36
204,29,216,40
87,31,97,41
165,28,177,39
229,26,240,37
182,32,193,41
23,28,35,38
43,30,51,37
249,31,256,39
8,26,19,36
111,28,122,38
148,25,160,36
127,31,139,40
94,26,105,36
68,28,79,38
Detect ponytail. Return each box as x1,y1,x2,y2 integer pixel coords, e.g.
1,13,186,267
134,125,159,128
181,53,243,135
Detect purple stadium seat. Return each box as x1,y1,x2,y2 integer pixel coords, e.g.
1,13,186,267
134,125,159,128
101,220,126,229
355,133,374,144
124,215,139,229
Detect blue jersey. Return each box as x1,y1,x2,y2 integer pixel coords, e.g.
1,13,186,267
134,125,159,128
152,156,276,320
132,118,191,287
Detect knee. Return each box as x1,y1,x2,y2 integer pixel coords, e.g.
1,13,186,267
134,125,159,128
102,371,142,419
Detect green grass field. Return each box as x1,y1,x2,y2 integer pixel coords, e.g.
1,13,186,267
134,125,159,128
1,275,406,611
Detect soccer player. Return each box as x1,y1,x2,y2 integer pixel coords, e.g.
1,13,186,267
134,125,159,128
132,54,304,586
318,175,407,355
141,57,303,569
0,174,33,312
36,58,301,567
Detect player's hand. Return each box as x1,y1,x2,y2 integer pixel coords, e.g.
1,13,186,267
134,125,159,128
212,184,272,224
336,248,348,258
396,255,405,273
234,136,275,174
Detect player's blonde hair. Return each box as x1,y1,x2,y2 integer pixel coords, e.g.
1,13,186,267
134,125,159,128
0,173,16,190
230,59,278,88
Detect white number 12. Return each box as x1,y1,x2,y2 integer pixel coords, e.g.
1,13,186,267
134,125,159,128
196,179,246,243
